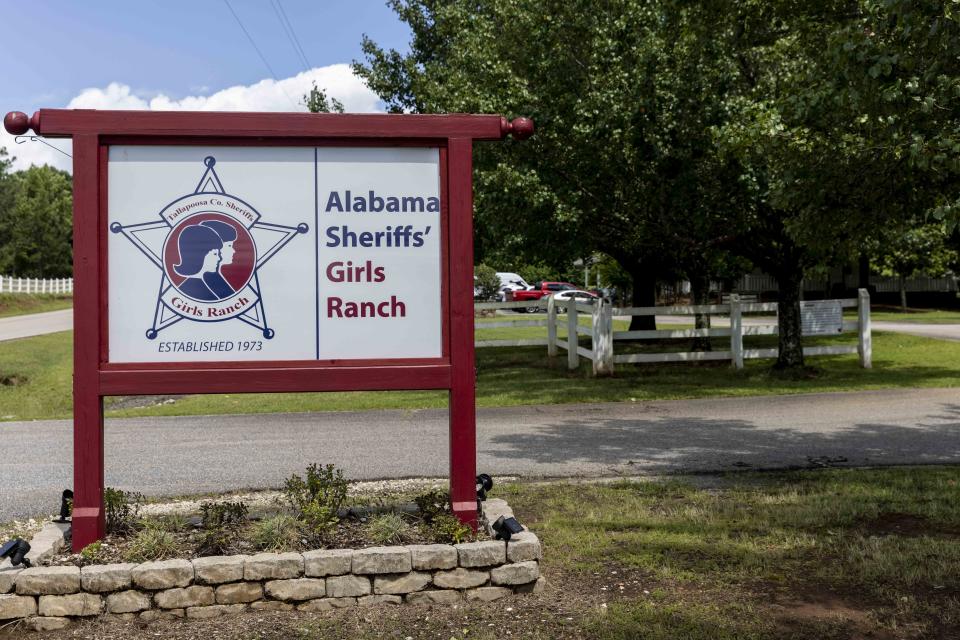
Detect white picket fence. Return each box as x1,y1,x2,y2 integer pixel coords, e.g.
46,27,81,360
474,290,872,374
0,275,74,294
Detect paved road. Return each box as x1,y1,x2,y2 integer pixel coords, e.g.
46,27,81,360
1,388,958,520
871,321,960,342
0,309,71,342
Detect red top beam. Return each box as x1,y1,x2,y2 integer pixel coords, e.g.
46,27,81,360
4,109,534,141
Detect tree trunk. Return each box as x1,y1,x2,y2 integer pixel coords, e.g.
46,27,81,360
858,253,871,291
899,274,908,311
690,273,712,351
774,269,804,369
628,266,657,331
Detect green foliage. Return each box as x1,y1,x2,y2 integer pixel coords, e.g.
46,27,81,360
79,541,105,565
356,0,960,368
251,514,301,552
283,463,348,539
195,501,249,556
355,0,753,309
303,82,345,113
365,512,412,545
104,487,143,535
200,501,249,530
414,489,450,524
473,263,501,300
141,513,189,533
0,165,73,278
429,513,472,544
124,528,178,562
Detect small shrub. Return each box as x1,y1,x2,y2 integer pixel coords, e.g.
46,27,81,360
195,501,249,556
366,513,412,545
78,541,105,565
283,463,348,537
474,263,501,301
104,487,143,535
414,489,450,524
200,501,249,529
251,514,301,552
140,513,189,533
124,528,177,562
430,514,473,544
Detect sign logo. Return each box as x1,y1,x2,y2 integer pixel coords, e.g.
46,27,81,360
110,156,308,339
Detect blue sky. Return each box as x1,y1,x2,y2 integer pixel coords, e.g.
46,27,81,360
1,0,411,170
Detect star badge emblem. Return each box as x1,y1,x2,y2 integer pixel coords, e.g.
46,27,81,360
110,156,308,340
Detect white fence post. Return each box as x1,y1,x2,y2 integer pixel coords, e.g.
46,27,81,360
546,295,558,357
858,288,872,369
730,293,744,369
567,301,579,370
594,299,614,375
17,277,22,293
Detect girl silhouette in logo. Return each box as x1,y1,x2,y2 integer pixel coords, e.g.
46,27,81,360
199,219,238,298
173,221,238,301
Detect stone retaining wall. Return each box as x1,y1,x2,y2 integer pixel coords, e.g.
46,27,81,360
0,499,542,632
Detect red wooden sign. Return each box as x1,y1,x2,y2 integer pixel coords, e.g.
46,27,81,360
3,109,533,551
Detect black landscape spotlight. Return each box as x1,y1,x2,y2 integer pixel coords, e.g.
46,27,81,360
476,474,494,502
492,515,525,542
55,489,73,523
0,539,31,568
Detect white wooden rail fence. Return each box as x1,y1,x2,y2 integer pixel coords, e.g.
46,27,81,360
0,275,74,294
474,300,552,347
475,289,872,376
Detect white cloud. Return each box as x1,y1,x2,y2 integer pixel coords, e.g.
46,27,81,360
2,64,381,173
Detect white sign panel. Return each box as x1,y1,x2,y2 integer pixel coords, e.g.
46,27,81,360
800,300,843,335
108,146,442,363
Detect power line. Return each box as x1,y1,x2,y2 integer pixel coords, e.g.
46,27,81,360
222,0,298,109
275,0,313,70
271,0,310,72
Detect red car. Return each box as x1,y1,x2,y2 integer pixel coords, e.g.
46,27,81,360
506,281,580,312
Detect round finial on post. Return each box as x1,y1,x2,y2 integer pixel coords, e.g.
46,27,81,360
4,111,30,136
509,117,534,140
500,116,535,140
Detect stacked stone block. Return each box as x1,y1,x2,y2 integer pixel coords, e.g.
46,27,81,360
0,501,543,631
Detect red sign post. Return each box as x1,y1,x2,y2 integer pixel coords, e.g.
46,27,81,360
3,109,533,551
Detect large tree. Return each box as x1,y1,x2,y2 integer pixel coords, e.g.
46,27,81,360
0,164,73,278
355,0,752,330
714,0,960,366
357,0,960,367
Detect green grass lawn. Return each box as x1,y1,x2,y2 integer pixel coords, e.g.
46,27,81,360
1,320,959,420
20,467,954,639
0,293,72,319
495,466,960,639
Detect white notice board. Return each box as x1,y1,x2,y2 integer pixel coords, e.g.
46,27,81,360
800,300,843,335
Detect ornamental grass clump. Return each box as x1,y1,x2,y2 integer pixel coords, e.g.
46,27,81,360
124,528,178,562
251,514,301,551
366,512,413,545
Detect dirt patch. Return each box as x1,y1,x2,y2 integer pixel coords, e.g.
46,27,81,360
771,593,896,640
107,395,184,410
0,374,26,387
858,512,960,538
